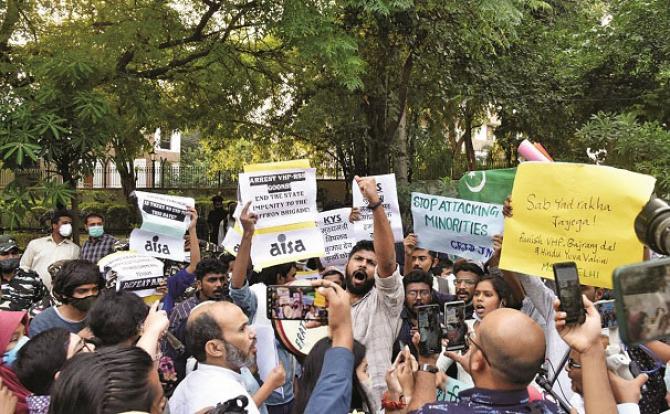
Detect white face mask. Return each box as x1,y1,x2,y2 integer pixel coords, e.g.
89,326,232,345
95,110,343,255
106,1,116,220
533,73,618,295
59,223,73,238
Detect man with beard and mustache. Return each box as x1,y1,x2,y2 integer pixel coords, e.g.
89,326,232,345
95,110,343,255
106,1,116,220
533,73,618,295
345,176,404,405
452,261,485,319
166,258,231,382
169,301,260,414
29,260,103,337
229,202,298,414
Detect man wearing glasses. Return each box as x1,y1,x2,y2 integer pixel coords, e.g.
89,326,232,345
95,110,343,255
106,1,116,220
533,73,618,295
408,308,559,413
452,261,485,319
392,270,454,361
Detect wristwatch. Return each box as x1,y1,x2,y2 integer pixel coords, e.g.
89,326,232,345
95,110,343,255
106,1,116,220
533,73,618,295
367,199,383,210
418,364,439,374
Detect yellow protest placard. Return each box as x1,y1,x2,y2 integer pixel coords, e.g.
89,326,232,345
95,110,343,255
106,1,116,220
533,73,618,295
499,162,656,288
244,159,311,172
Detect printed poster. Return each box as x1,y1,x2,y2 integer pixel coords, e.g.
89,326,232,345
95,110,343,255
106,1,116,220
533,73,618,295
133,191,195,238
222,220,243,256
129,228,186,263
499,162,655,288
317,208,356,267
238,160,318,228
98,251,165,297
411,193,504,261
251,222,326,270
351,174,403,242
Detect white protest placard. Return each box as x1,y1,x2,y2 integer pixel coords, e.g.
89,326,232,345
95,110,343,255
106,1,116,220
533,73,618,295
222,221,243,256
254,325,283,395
411,192,503,261
133,191,195,238
251,223,325,270
129,228,186,263
238,166,318,229
317,208,356,267
98,251,165,297
352,174,403,242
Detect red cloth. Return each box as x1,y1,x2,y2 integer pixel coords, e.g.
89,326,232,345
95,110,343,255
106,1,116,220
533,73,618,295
0,311,30,414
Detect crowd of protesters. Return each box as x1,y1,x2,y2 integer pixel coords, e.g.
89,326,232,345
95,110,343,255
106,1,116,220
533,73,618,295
0,176,668,414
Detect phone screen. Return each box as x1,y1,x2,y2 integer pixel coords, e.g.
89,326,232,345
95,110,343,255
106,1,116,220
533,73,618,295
595,300,617,329
615,258,670,344
553,262,585,324
266,286,328,321
444,301,467,351
417,304,442,356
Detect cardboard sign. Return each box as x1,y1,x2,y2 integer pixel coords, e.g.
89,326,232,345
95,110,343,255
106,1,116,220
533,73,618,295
251,222,326,270
238,160,318,228
254,325,283,395
499,163,656,288
351,174,403,242
411,193,504,261
222,221,243,256
317,208,356,267
133,191,194,238
129,228,186,263
98,251,165,297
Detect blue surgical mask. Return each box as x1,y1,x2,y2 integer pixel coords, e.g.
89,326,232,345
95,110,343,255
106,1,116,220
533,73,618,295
3,335,29,366
88,225,104,238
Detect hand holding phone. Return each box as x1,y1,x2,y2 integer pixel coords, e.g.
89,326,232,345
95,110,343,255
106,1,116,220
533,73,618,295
553,295,602,353
553,262,586,325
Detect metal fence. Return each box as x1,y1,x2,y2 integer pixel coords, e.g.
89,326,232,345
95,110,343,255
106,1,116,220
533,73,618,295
0,166,237,189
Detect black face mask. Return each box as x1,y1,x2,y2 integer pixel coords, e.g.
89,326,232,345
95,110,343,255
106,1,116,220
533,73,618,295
68,295,98,312
0,258,20,274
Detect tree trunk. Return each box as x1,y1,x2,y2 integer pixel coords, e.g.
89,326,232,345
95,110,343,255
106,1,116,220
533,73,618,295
394,105,409,185
463,111,476,171
115,160,137,204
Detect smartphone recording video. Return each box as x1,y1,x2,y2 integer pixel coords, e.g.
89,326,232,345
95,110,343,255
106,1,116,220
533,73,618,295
444,301,467,351
266,286,328,321
417,304,442,356
594,300,618,329
614,257,670,345
553,262,585,325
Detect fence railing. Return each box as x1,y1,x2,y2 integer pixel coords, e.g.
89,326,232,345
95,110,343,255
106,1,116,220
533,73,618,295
1,158,514,190
0,166,239,190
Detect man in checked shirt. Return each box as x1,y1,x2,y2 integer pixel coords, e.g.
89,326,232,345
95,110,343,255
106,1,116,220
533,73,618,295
80,213,119,264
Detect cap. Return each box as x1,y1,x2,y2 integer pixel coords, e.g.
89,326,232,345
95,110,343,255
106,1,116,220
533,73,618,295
0,235,19,254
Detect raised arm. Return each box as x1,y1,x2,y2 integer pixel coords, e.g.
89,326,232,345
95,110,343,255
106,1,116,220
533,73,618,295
489,234,525,305
355,175,396,277
230,202,256,290
403,233,417,276
304,279,354,413
185,207,200,274
554,296,617,414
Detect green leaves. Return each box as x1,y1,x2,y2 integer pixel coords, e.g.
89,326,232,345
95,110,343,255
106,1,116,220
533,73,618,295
0,141,41,165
